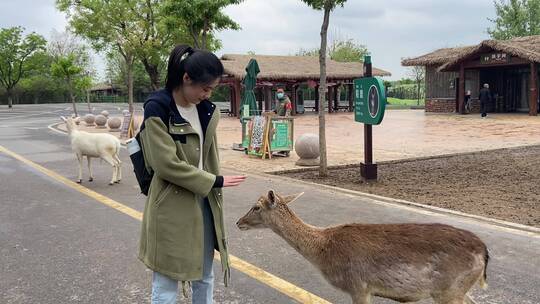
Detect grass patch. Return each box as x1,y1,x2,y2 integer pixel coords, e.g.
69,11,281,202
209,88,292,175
387,97,424,106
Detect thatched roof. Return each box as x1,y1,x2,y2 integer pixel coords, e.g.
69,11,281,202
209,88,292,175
438,35,540,71
221,54,391,81
90,83,120,92
402,35,540,70
401,46,476,67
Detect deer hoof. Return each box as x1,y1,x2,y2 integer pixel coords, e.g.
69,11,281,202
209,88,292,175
89,178,94,182
76,179,82,184
109,182,114,186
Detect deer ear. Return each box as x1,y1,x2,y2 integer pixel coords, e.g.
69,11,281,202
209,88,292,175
267,190,278,208
282,192,304,204
60,116,67,122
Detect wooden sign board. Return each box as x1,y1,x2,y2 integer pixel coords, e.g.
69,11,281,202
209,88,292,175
242,114,294,158
269,119,293,152
480,53,509,64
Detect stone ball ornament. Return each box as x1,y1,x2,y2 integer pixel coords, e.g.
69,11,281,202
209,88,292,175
95,115,107,128
108,117,122,131
84,114,96,126
295,133,320,166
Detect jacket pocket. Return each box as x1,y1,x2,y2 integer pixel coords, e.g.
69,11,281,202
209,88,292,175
171,134,187,143
213,188,223,208
154,183,173,207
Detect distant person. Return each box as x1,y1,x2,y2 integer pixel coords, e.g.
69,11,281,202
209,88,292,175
465,90,472,113
275,88,292,116
479,84,491,118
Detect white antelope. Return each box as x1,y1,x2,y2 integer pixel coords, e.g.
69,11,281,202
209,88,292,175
61,116,122,185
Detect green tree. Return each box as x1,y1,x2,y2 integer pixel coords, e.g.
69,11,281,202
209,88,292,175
49,30,94,113
0,27,46,108
163,0,242,50
408,66,425,105
18,51,66,104
75,74,93,112
57,0,141,114
488,0,540,39
301,0,347,177
329,39,369,62
106,51,152,101
51,54,84,116
129,0,193,90
297,38,369,62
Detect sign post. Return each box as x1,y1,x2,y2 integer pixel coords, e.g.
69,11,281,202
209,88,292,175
354,56,386,180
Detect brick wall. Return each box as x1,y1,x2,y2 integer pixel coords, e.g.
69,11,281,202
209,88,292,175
425,98,483,113
425,99,456,113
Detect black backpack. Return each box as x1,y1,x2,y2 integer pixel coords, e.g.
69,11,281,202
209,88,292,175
129,132,153,196
129,98,169,196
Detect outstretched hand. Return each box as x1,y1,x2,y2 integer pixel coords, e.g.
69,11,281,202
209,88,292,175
223,175,246,187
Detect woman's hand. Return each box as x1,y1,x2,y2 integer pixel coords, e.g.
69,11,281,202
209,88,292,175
223,175,246,187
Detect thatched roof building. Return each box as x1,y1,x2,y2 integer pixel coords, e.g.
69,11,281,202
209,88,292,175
438,36,540,71
222,54,390,81
220,54,391,116
401,35,539,116
89,83,121,95
402,46,477,67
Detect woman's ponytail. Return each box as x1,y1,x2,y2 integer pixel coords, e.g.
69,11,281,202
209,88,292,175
165,44,224,92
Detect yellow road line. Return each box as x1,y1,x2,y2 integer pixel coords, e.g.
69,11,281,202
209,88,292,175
0,145,142,221
0,145,332,304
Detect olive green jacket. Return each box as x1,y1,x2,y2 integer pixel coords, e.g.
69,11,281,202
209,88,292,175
137,89,230,285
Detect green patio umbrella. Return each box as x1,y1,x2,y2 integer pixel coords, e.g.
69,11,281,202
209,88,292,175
240,58,260,117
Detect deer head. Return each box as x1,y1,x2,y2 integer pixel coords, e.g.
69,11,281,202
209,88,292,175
236,190,304,231
60,116,77,134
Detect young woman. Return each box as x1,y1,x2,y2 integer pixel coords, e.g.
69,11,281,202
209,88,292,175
137,45,246,304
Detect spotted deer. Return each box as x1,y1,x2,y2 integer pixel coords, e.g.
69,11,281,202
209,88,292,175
236,190,489,304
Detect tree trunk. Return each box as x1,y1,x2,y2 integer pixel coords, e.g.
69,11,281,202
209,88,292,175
202,20,209,50
417,81,421,106
189,27,200,49
7,88,13,109
142,59,160,91
318,7,331,177
126,53,134,114
68,78,78,117
87,90,92,113
201,31,207,50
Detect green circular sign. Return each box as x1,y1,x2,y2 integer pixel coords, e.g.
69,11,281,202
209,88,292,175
354,77,386,125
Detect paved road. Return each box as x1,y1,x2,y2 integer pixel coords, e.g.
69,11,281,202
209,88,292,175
1,104,539,303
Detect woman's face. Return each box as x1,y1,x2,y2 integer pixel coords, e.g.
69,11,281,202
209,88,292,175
182,74,220,105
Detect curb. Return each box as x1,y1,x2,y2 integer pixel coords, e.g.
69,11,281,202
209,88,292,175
47,122,68,136
222,166,540,236
270,144,540,175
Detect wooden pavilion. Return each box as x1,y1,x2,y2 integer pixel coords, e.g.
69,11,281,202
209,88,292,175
402,35,540,116
220,54,391,116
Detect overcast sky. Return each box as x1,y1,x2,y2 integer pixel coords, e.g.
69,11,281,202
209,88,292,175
0,0,497,80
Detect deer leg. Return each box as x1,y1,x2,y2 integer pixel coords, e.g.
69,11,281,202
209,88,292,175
100,154,117,185
76,153,83,183
113,153,122,183
434,295,466,304
464,294,478,304
87,156,94,182
351,292,371,304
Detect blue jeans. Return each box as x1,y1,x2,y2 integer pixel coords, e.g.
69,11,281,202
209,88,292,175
151,199,216,304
